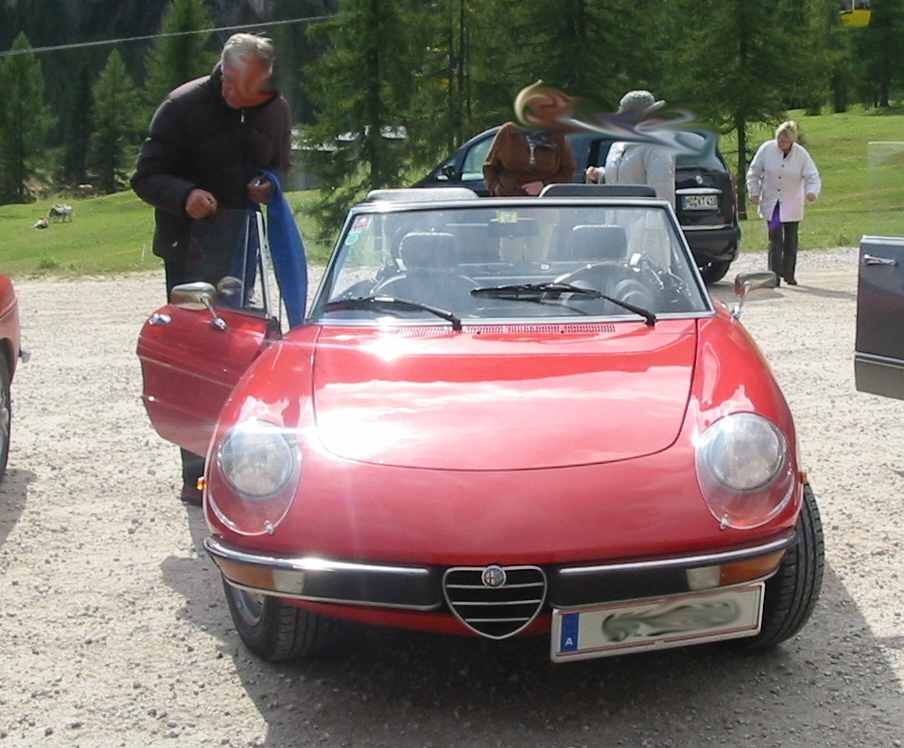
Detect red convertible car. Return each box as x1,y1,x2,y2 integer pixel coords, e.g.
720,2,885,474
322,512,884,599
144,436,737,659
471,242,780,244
0,273,21,481
137,186,824,663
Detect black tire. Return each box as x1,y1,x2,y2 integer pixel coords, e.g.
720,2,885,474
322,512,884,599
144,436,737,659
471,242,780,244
699,258,732,285
742,483,825,649
0,359,10,483
221,576,339,661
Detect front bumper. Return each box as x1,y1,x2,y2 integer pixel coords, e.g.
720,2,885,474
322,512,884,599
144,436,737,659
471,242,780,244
205,531,794,628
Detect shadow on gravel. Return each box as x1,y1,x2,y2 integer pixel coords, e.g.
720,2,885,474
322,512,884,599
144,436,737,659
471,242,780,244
161,515,903,747
0,468,35,549
781,285,856,301
708,283,854,306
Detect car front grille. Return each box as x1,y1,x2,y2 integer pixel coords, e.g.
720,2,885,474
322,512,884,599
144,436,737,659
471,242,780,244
442,565,547,639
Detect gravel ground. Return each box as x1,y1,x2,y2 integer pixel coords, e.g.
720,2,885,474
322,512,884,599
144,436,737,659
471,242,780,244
1,247,902,747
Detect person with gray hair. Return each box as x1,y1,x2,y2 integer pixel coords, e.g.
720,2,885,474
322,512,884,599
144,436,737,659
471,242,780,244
585,90,676,209
746,120,821,286
131,32,291,505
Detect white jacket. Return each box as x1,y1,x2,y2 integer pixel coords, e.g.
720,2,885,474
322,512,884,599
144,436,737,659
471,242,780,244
746,140,821,223
604,142,676,209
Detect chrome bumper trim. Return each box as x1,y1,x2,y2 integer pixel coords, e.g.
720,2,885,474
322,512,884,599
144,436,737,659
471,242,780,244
204,535,443,611
549,531,794,608
557,531,795,576
680,223,734,232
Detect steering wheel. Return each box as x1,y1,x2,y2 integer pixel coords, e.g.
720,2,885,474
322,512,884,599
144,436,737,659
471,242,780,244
555,261,658,312
553,260,628,289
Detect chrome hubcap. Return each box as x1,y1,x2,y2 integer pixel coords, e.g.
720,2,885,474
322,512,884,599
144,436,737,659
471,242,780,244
232,587,265,627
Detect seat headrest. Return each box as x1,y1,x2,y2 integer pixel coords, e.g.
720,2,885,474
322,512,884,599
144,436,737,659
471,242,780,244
567,224,628,262
399,232,457,270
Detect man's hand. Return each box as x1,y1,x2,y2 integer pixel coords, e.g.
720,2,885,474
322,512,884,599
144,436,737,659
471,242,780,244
806,192,817,203
186,189,218,219
749,194,761,205
247,176,273,204
585,166,604,184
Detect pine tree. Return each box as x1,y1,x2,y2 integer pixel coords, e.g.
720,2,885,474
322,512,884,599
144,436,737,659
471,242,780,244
0,32,54,202
270,0,335,125
403,0,476,168
854,0,904,107
666,0,801,218
304,0,414,240
143,0,218,110
90,50,143,193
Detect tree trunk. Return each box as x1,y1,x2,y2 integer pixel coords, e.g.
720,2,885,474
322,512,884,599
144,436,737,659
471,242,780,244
736,114,748,221
447,0,455,151
456,0,465,147
367,0,381,187
735,2,749,221
879,78,890,108
831,70,847,113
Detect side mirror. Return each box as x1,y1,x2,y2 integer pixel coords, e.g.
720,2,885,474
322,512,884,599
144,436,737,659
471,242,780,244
216,276,244,308
170,281,227,331
170,281,216,306
438,163,458,181
732,271,778,319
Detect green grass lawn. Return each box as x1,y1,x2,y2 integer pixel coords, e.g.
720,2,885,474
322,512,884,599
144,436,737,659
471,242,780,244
727,105,904,251
0,189,331,277
1,105,903,276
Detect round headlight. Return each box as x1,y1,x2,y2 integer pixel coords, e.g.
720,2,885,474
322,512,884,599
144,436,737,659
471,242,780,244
695,413,794,529
699,413,786,492
216,420,299,500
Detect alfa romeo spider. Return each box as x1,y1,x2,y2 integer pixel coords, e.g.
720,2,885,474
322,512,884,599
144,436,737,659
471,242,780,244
137,186,824,662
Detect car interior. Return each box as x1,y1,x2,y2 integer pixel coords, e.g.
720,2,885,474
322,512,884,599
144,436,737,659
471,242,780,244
318,205,709,322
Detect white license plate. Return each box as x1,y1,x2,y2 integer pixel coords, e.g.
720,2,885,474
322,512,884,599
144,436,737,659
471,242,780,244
683,194,719,210
550,584,763,662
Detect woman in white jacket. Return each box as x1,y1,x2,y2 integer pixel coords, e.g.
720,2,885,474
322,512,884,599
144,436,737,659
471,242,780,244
746,121,821,286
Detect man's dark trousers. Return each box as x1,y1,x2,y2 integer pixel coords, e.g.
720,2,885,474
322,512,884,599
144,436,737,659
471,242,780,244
164,256,206,489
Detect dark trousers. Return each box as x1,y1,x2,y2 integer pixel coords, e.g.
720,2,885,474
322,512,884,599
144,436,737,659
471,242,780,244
164,256,207,488
768,221,799,282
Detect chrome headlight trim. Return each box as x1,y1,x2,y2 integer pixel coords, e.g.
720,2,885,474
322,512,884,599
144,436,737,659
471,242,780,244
695,413,795,530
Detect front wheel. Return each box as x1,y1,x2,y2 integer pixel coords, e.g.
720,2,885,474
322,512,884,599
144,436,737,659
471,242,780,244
222,577,340,661
698,258,732,285
742,483,825,650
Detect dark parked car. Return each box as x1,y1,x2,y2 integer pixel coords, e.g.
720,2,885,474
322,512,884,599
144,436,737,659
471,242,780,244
414,127,741,284
855,235,904,399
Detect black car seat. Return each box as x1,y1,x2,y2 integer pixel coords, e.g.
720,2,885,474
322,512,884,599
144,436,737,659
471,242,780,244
563,224,628,263
373,232,478,312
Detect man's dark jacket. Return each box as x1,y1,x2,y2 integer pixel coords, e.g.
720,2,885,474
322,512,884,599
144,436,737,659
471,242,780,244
131,65,291,260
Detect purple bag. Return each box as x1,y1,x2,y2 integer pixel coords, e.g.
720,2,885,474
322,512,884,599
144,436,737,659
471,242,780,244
768,202,782,232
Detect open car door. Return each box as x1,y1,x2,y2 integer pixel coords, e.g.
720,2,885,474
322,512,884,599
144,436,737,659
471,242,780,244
137,210,280,456
855,236,904,400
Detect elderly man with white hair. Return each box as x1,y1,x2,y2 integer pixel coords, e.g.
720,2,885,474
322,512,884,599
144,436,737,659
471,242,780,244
131,33,291,505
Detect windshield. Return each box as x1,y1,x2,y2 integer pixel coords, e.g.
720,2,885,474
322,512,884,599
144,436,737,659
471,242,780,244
312,203,708,325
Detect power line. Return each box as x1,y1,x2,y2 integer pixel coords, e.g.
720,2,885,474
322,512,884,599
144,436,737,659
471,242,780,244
0,14,332,58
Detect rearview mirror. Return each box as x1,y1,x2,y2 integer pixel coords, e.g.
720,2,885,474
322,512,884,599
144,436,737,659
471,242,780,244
170,281,227,331
170,281,215,306
732,271,778,319
216,276,243,307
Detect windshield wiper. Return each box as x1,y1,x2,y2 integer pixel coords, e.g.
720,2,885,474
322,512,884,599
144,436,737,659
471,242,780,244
324,295,462,331
470,282,656,326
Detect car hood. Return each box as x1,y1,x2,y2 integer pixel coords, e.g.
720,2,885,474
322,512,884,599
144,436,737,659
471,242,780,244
311,321,698,470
